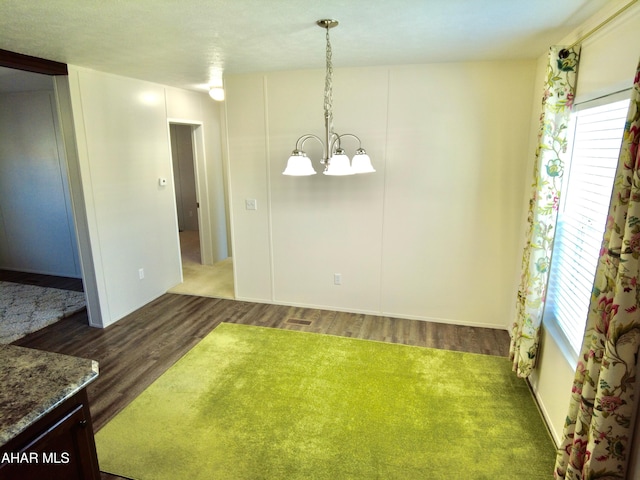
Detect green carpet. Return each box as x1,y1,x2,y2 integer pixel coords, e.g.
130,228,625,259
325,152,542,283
95,323,555,479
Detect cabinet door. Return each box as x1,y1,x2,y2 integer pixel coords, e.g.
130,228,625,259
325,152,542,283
0,402,99,480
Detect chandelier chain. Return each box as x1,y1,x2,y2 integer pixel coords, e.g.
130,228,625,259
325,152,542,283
324,27,334,135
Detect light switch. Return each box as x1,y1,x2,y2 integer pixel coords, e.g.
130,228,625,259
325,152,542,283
245,198,257,210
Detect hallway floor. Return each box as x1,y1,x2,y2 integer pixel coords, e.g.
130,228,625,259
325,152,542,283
167,230,234,299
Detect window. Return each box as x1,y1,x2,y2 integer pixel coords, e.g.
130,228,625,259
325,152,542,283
543,94,630,364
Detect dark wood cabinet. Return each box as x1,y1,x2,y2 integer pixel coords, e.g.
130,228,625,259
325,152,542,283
0,389,100,480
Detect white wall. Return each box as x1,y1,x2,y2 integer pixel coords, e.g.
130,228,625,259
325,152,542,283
0,89,81,278
524,2,640,476
382,63,534,325
225,60,536,328
66,67,225,327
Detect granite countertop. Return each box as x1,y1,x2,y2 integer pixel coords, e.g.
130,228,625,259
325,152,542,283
0,344,99,446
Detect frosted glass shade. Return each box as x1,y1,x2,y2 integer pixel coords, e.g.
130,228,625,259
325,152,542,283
351,151,375,173
323,152,353,176
209,87,225,101
283,153,317,176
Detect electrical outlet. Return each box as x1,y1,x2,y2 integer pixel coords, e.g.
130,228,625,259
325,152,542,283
245,198,257,211
334,273,342,285
138,268,145,280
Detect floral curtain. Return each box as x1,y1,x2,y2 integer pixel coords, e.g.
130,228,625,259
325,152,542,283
510,46,581,378
554,60,640,480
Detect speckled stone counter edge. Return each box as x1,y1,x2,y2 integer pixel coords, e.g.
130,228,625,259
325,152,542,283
0,344,99,446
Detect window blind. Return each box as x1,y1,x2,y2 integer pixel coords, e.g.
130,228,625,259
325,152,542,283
543,98,630,361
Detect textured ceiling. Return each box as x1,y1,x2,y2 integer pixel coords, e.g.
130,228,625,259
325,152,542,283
0,0,612,92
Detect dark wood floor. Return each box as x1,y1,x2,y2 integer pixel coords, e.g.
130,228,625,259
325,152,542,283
8,273,511,480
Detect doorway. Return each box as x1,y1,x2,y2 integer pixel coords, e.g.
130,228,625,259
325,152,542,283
170,123,201,263
167,122,234,300
0,66,93,340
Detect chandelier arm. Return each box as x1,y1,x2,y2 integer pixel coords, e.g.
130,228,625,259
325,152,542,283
295,134,322,150
334,133,363,151
296,134,326,161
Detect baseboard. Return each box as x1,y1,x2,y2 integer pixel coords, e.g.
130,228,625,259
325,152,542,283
526,377,562,449
233,295,508,331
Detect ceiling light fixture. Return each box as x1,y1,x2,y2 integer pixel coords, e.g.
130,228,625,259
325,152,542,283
282,19,375,176
209,86,225,101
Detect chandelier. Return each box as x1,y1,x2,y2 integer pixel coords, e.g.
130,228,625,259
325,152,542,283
282,19,375,176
